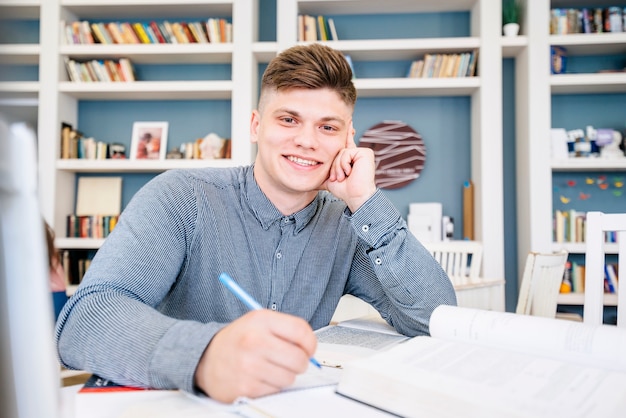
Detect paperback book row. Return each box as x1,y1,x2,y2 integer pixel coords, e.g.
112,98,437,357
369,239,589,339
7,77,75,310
554,210,620,244
61,249,94,286
407,51,478,79
64,57,136,83
560,260,619,295
298,15,338,42
66,214,119,240
551,7,626,35
63,18,232,45
60,123,126,160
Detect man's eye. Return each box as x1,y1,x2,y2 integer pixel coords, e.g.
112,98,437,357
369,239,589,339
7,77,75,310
282,117,295,124
321,125,336,132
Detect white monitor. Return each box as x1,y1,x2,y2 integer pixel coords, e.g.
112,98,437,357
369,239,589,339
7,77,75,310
0,116,60,417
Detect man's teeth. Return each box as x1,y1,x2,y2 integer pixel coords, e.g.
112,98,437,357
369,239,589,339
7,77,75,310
287,156,318,166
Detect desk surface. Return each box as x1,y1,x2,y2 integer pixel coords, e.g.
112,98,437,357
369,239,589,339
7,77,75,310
61,377,393,418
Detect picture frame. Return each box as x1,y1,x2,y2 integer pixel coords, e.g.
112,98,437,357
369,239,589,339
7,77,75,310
130,121,168,160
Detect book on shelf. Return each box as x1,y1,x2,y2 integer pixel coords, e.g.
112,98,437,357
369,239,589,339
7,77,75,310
62,249,95,285
64,58,135,83
408,51,477,79
132,22,151,44
120,22,140,44
76,176,122,217
336,305,626,418
66,214,119,240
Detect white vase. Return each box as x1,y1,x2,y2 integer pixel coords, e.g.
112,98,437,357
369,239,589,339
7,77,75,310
503,22,520,37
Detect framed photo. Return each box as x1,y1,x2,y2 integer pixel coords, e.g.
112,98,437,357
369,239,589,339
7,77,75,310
130,121,168,160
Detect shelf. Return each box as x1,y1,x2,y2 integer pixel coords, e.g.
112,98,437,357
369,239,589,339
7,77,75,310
0,82,39,100
551,73,626,94
254,37,487,64
550,33,626,56
557,292,618,306
321,38,481,62
58,80,232,100
0,44,41,65
60,0,233,19
252,42,279,62
551,159,626,171
56,237,105,249
60,43,233,64
354,77,480,97
0,1,40,20
297,0,477,15
502,35,528,58
56,158,235,172
551,242,620,255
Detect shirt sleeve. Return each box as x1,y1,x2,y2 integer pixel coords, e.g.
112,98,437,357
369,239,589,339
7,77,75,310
54,170,221,393
344,189,457,337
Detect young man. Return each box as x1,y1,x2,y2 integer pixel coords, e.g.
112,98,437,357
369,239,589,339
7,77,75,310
55,44,456,403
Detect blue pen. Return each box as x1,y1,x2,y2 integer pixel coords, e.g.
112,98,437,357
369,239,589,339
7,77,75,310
218,272,322,369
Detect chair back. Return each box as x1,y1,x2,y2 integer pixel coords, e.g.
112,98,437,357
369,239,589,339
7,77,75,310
423,240,483,287
583,211,626,328
516,251,568,317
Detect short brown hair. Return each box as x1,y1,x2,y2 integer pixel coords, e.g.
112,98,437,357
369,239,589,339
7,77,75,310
260,43,356,108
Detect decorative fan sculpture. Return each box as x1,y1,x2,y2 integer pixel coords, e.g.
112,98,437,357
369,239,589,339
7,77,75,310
359,120,426,189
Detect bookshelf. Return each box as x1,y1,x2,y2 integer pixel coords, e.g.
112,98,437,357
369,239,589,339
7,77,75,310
36,0,256,245
515,0,626,307
13,0,509,292
271,0,506,282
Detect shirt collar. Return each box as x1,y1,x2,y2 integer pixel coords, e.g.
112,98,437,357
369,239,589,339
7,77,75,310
245,166,320,234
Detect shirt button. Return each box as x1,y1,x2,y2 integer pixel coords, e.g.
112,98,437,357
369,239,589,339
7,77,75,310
362,225,369,232
271,303,277,311
276,251,282,259
375,257,382,265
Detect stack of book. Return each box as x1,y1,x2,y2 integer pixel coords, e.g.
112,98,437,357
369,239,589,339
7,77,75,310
63,18,232,45
407,51,478,78
64,57,135,83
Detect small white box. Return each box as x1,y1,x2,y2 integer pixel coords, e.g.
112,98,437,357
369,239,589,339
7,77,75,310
408,202,442,243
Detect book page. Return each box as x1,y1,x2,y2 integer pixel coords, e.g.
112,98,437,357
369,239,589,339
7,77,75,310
337,314,402,335
315,323,408,368
338,336,626,418
430,305,626,372
241,385,394,418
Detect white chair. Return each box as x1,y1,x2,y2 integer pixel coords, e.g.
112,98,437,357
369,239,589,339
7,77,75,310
424,240,482,287
516,251,568,318
423,241,505,311
583,211,626,328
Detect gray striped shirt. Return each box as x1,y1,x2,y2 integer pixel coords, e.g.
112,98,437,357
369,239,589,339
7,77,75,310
55,165,455,393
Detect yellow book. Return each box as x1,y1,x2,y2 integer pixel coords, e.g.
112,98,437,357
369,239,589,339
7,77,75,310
132,22,151,44
90,23,109,44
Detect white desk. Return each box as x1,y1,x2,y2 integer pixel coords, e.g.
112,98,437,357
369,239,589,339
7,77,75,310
61,374,394,418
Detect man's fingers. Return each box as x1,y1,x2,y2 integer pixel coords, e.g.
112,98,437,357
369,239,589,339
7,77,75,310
346,121,357,149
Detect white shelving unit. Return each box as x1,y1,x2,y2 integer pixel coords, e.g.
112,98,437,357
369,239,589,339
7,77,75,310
11,0,508,292
516,0,625,307
35,0,256,241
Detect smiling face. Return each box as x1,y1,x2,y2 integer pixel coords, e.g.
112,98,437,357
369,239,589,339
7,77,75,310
251,87,353,214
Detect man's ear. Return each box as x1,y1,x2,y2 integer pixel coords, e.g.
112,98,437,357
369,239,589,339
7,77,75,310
250,110,260,144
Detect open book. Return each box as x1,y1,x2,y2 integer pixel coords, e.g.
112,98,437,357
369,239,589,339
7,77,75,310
315,314,409,368
336,305,626,418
